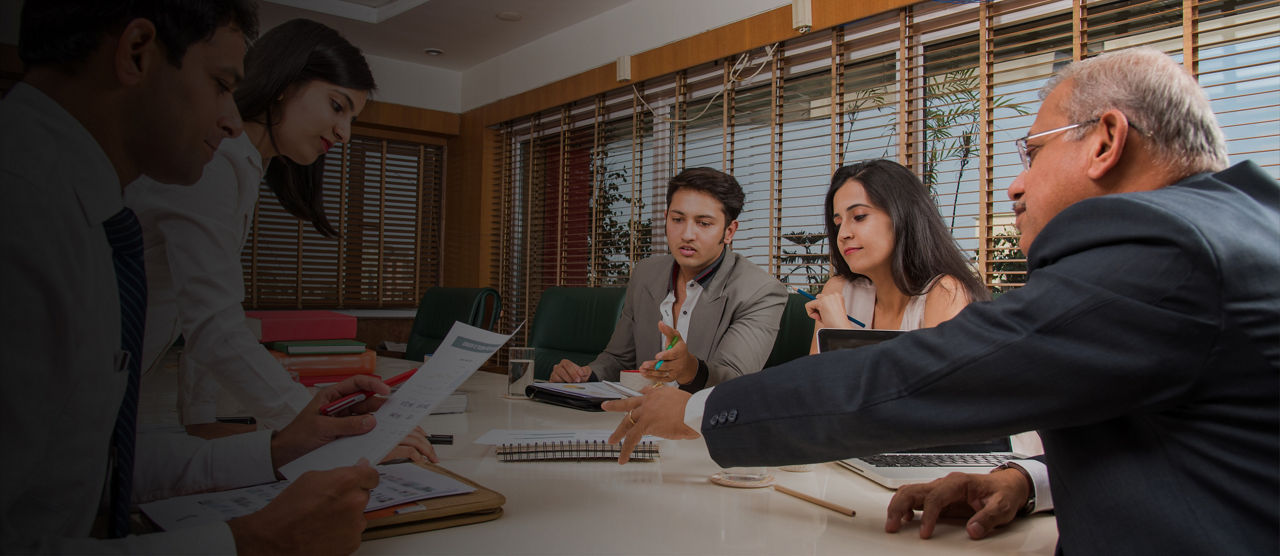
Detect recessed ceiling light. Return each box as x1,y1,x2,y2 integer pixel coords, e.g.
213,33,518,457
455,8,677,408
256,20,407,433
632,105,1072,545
423,47,444,56
495,11,522,21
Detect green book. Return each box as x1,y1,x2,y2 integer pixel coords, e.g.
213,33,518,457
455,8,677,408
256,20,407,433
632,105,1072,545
269,339,367,355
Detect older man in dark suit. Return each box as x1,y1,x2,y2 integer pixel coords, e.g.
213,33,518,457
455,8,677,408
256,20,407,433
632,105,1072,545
604,47,1278,555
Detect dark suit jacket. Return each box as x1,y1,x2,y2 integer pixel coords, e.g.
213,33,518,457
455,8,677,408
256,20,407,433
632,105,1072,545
701,162,1279,555
588,250,786,388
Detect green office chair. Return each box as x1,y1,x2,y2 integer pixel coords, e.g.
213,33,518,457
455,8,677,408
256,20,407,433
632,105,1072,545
405,287,502,361
763,292,816,368
527,286,626,380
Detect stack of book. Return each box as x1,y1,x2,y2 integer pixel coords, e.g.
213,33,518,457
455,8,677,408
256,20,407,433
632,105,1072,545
246,310,374,387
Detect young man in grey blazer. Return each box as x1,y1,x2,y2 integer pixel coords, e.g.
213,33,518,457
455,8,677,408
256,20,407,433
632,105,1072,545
604,48,1278,555
550,168,787,392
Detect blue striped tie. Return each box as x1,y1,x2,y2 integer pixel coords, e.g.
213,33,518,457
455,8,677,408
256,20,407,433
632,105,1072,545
103,207,146,538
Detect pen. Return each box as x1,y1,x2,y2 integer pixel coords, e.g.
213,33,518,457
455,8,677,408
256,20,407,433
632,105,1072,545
653,333,681,371
321,368,417,416
773,484,856,517
793,288,867,328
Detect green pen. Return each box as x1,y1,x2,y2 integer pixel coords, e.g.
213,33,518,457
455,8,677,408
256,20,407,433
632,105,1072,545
654,333,681,370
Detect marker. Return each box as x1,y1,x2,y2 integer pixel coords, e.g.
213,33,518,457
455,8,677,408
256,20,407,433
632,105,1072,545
321,368,417,416
794,288,867,328
653,333,681,371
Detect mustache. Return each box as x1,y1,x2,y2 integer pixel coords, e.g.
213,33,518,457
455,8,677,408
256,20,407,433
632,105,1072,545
1012,200,1026,213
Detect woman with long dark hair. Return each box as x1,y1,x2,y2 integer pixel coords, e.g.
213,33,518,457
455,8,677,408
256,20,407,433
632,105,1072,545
806,159,990,353
127,19,434,462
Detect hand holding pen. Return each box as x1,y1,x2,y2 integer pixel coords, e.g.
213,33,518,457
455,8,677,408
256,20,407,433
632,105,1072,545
795,287,867,328
321,368,417,416
641,321,689,384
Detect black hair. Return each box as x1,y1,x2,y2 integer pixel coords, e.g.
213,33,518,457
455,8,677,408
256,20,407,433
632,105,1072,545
236,19,376,237
824,159,990,302
19,0,258,70
665,167,745,222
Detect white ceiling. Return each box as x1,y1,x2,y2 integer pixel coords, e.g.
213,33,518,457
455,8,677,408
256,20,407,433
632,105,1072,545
259,0,632,72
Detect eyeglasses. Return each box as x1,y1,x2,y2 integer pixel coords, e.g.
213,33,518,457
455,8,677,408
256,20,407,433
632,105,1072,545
1015,119,1098,169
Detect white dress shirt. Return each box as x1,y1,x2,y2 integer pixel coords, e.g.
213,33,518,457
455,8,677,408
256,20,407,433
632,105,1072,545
127,134,311,430
1,83,276,553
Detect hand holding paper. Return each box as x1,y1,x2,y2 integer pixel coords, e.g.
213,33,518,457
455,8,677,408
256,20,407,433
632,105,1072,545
270,374,390,469
280,322,519,479
227,460,378,556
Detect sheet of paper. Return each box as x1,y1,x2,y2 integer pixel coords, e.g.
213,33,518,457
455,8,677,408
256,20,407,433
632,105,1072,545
475,429,660,445
140,463,475,531
429,393,468,415
282,322,518,479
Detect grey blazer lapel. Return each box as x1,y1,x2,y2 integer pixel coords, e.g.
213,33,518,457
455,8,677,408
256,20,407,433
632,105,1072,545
686,251,736,357
635,257,671,361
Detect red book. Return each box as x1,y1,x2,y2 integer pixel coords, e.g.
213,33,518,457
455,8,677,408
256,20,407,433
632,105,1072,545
245,310,357,343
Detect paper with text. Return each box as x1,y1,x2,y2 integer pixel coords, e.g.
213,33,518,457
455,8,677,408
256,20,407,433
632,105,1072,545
141,463,474,531
282,322,517,479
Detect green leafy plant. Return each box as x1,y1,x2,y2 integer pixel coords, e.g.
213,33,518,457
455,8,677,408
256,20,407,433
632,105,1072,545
920,67,1030,228
590,154,654,284
778,230,829,293
989,229,1027,294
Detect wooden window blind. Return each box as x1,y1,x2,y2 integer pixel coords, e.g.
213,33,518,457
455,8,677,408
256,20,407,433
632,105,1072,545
243,135,445,308
492,0,1280,341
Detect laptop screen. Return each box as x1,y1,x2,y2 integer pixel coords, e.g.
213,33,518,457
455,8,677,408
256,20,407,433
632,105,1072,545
816,328,905,353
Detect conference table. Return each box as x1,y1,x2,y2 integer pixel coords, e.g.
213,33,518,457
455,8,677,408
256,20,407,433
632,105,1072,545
361,357,1059,555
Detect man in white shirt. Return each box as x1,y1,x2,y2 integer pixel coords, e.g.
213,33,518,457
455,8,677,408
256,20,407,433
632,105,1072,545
549,167,787,392
1,2,386,553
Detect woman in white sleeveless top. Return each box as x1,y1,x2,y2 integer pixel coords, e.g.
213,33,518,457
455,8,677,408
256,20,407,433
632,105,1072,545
806,160,991,353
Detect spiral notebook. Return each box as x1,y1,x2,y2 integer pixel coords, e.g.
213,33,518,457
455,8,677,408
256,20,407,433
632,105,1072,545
478,429,661,462
496,440,660,462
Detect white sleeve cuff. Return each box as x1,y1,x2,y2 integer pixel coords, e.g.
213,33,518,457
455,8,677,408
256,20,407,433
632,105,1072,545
683,386,713,434
1003,458,1053,513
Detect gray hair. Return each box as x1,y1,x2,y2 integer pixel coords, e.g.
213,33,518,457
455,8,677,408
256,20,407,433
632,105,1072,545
1042,47,1228,176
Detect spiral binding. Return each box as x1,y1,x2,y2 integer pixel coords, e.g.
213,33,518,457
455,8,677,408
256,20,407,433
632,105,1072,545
496,439,660,462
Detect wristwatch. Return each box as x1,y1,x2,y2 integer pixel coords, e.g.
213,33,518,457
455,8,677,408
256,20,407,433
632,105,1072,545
994,461,1036,515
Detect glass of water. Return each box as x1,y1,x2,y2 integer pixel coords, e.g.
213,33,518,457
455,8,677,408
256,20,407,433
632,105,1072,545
507,347,536,397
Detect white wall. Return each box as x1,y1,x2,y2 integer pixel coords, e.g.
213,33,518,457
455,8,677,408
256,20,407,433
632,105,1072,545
460,0,790,112
0,0,792,115
365,53,461,113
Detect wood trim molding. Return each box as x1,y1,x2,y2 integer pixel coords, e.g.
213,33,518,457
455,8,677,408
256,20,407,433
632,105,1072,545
357,99,460,137
462,0,915,127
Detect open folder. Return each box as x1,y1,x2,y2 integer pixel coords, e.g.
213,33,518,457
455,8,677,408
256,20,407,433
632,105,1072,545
361,463,505,540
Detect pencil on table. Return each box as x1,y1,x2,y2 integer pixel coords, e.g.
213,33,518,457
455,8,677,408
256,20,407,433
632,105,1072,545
773,484,856,517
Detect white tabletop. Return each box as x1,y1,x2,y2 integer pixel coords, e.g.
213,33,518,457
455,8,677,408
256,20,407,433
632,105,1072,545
362,358,1059,555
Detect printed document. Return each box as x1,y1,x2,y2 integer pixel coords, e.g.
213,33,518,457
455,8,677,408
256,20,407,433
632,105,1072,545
281,321,517,478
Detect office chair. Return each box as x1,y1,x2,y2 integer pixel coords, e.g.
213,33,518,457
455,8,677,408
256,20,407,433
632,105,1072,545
527,286,626,380
763,292,816,368
405,287,502,361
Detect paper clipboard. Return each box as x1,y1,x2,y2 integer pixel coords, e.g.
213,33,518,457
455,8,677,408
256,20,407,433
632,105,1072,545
361,462,505,540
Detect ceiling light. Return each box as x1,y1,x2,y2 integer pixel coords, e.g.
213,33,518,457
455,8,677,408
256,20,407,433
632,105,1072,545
495,11,523,22
423,48,444,56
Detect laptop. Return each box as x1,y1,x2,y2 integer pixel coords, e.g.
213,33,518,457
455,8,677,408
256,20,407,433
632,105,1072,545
816,328,1024,489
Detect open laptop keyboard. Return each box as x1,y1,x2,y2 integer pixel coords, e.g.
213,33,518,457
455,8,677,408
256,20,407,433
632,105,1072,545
861,454,1009,467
